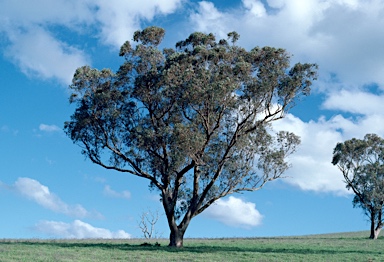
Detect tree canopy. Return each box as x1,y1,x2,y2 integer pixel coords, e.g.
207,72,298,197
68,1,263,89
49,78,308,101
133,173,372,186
65,26,317,247
332,134,384,239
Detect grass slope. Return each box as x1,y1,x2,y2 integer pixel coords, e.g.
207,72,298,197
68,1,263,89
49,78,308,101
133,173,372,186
0,231,382,261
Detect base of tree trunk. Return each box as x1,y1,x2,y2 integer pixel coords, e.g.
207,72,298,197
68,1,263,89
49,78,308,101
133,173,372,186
169,229,185,248
370,228,382,240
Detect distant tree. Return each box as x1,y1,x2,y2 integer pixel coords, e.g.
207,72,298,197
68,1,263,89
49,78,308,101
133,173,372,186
65,26,317,247
138,208,162,239
332,134,384,239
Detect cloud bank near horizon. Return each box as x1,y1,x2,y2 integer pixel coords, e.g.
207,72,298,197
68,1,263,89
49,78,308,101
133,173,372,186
34,220,131,239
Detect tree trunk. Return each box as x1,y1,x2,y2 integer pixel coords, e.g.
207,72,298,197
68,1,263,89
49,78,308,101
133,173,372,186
371,215,382,240
369,211,382,239
370,214,375,239
162,189,194,247
373,227,382,239
169,227,186,247
162,191,189,247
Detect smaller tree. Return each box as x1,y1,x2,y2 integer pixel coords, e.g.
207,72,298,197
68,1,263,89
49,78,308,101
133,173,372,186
138,208,162,239
332,134,384,239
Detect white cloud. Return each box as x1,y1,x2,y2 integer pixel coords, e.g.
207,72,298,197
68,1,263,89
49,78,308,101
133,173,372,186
103,185,131,200
13,177,100,218
0,0,93,84
322,89,384,115
93,0,182,47
204,196,263,228
243,0,267,17
272,113,384,195
0,0,94,27
0,0,182,84
272,114,347,194
189,2,228,39
189,0,384,88
3,26,90,84
35,220,131,239
39,124,61,132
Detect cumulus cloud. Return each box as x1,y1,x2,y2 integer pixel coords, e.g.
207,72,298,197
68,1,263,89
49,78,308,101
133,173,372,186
13,178,100,218
243,0,267,17
93,0,182,47
4,26,89,84
39,124,61,132
0,0,182,84
322,89,384,115
35,220,131,239
272,112,384,195
204,196,263,228
273,115,346,194
0,0,94,26
189,2,228,38
103,185,131,200
189,0,384,87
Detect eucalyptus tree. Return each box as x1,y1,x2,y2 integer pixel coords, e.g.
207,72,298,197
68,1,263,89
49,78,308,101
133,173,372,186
65,26,317,247
332,134,384,239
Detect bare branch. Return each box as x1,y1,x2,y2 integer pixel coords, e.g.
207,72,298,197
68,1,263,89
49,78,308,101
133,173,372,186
138,208,162,239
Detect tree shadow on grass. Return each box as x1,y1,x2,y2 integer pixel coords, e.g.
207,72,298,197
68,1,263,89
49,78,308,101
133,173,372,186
0,240,383,256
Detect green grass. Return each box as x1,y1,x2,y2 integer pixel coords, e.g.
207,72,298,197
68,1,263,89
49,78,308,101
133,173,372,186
0,231,382,261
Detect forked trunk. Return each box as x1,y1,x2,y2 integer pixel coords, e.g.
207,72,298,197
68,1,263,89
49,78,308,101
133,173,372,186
169,227,186,247
163,199,189,247
370,216,375,239
373,228,381,240
162,190,193,247
370,224,382,240
369,214,382,239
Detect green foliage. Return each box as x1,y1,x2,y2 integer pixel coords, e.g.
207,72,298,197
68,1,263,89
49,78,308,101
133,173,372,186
133,26,165,46
65,26,317,246
332,134,384,239
227,31,240,44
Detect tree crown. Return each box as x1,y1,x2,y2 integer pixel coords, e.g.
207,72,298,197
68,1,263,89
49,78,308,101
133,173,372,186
332,134,384,215
65,26,317,227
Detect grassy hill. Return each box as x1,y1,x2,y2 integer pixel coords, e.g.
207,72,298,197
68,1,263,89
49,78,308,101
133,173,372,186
0,231,382,261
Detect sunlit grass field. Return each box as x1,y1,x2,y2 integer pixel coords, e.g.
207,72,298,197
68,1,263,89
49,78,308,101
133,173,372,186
0,231,382,261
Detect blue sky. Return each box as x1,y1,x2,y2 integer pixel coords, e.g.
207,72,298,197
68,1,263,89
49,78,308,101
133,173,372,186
1,0,384,239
